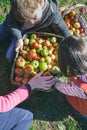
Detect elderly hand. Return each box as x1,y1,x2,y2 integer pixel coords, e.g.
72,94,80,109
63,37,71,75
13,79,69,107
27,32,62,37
15,39,23,52
28,71,55,90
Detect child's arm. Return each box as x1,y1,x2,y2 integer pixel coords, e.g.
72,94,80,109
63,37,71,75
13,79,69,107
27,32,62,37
0,72,54,112
54,80,87,99
0,85,30,112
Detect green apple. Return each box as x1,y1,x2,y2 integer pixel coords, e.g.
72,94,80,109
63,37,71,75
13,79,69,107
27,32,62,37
48,50,52,55
41,48,49,57
31,60,39,69
29,38,36,45
50,66,60,76
74,22,80,29
50,37,57,43
45,56,52,64
69,29,74,35
30,34,37,39
74,29,80,36
48,64,52,70
40,57,45,62
31,49,36,52
39,61,48,71
36,48,43,54
38,44,42,48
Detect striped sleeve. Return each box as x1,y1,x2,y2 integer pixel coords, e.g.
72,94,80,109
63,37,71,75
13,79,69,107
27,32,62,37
55,81,87,99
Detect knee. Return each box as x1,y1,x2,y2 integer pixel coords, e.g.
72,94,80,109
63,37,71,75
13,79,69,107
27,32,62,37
24,110,33,121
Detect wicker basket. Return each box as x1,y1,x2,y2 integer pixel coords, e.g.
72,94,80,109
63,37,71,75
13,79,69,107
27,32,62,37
59,4,87,39
11,32,63,92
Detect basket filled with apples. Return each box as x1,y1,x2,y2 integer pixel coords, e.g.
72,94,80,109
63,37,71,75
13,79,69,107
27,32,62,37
59,4,87,38
11,32,63,90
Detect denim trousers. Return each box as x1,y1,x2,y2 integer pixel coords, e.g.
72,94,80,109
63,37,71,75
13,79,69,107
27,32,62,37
0,23,16,61
0,107,33,130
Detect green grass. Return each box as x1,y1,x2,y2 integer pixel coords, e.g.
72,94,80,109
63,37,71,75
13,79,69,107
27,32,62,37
0,0,87,130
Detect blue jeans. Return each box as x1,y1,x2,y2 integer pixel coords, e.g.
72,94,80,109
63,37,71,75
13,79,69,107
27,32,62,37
0,23,17,61
0,108,33,130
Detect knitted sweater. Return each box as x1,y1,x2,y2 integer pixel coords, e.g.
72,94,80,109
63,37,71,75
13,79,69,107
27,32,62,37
0,85,30,112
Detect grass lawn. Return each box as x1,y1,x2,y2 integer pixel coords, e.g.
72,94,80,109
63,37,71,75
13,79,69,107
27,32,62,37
0,0,87,130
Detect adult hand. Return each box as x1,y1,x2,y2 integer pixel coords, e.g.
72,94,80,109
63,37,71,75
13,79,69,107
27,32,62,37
28,71,55,90
15,39,23,52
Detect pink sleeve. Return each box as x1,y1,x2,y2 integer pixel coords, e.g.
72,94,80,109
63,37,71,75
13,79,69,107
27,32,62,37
0,85,29,112
55,81,87,99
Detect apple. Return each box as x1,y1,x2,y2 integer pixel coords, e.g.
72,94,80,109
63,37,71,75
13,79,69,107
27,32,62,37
79,27,84,33
31,49,36,52
20,50,28,58
30,71,37,77
50,66,60,76
32,42,39,49
38,38,44,44
15,76,22,83
66,22,71,29
27,51,37,60
16,56,26,67
41,48,49,57
23,46,30,52
38,44,42,48
39,61,48,71
64,18,70,23
40,57,45,62
43,71,51,76
45,56,52,64
15,67,24,76
30,34,37,39
31,60,39,69
23,38,29,45
69,10,76,17
48,64,52,70
80,32,85,37
74,29,80,36
48,50,52,55
50,37,57,43
74,18,78,22
21,77,29,84
29,38,36,45
24,64,34,75
50,54,56,60
43,40,51,46
74,22,80,29
69,29,74,35
36,48,43,54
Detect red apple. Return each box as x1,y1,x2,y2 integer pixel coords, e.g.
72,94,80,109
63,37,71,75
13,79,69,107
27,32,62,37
21,77,29,84
15,67,24,76
15,76,22,83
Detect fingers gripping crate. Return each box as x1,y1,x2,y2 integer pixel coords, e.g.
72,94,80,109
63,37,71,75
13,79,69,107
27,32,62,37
59,4,87,39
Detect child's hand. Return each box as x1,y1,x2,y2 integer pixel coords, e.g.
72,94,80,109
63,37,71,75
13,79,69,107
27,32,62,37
15,39,23,52
28,71,55,90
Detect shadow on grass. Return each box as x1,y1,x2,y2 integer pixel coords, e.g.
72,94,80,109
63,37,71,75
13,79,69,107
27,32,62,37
0,39,87,130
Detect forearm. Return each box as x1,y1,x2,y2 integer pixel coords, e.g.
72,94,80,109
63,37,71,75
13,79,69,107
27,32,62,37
55,81,87,99
0,85,31,112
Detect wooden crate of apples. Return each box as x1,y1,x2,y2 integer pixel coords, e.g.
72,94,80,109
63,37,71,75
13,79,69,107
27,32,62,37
11,32,63,85
59,4,87,37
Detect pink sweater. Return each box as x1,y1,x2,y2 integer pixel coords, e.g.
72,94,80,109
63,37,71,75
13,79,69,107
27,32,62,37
0,85,29,112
